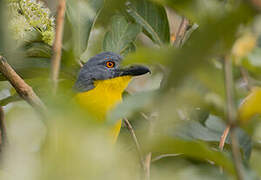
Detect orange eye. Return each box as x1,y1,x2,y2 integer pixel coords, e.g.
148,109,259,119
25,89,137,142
106,61,115,68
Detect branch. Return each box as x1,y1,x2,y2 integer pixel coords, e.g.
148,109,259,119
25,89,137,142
0,106,6,153
219,125,230,150
0,56,47,116
240,67,253,91
173,16,189,47
144,152,151,180
223,57,244,180
123,118,144,169
50,0,66,92
151,153,182,162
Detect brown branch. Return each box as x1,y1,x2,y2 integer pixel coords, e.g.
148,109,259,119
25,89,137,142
144,152,151,180
151,153,182,162
0,106,6,153
123,118,144,169
0,56,47,115
50,0,66,92
219,125,230,150
223,57,244,180
173,16,189,47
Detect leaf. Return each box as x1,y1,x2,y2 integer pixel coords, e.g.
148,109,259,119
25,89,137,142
66,0,104,56
24,42,52,58
205,116,252,160
173,120,222,142
147,136,236,176
0,56,78,81
107,91,155,124
103,15,141,56
180,23,199,46
242,47,261,74
238,87,261,123
126,0,170,45
173,115,252,160
232,33,257,64
0,94,21,106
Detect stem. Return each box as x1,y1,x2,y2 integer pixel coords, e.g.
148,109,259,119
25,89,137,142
219,125,230,150
0,106,6,153
152,153,181,162
123,118,144,168
144,152,152,180
173,16,189,47
50,0,66,93
0,56,47,116
230,128,245,180
240,67,252,91
223,57,244,180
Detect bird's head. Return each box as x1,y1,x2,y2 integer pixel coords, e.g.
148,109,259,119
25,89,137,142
74,52,150,92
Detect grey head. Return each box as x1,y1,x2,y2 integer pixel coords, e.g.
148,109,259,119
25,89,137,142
74,51,150,92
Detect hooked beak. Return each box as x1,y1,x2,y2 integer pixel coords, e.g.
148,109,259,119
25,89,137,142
119,65,151,77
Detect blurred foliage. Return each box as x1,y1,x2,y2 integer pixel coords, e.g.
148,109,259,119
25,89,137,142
1,0,261,180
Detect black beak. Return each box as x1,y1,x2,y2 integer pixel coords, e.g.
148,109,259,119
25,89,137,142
120,65,151,77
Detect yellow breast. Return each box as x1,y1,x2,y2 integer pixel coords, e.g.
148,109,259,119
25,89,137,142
75,76,132,120
75,76,132,142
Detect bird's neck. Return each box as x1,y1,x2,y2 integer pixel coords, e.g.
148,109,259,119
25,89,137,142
75,76,132,120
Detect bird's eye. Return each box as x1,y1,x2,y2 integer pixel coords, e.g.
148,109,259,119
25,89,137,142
106,61,115,68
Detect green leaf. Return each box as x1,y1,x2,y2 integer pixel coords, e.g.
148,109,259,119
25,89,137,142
24,42,52,58
173,115,252,160
147,136,236,176
0,94,21,106
242,48,261,74
66,0,104,56
107,91,155,124
127,0,170,45
174,120,222,142
103,15,141,56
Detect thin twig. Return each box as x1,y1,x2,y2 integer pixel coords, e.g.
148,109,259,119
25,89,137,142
50,0,66,92
0,56,47,116
152,153,182,162
219,125,230,151
230,128,244,180
223,57,244,180
144,152,152,180
173,16,189,47
0,106,6,153
240,67,252,91
123,118,144,168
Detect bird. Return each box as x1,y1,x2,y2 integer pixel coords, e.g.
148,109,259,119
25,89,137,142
74,52,150,143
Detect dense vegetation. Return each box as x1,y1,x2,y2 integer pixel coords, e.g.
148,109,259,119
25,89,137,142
1,0,261,179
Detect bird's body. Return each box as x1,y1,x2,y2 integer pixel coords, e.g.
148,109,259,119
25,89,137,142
74,52,150,143
75,76,132,142
75,76,132,120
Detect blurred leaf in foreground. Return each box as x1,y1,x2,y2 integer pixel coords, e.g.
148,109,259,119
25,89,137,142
232,33,257,65
239,87,261,123
107,91,155,124
173,115,252,160
147,136,236,176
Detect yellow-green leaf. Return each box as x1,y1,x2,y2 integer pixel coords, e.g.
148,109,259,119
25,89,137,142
239,87,261,123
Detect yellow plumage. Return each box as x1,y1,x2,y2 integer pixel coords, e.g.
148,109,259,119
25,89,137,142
75,76,132,142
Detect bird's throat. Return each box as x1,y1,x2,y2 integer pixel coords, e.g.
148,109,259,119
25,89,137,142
75,76,132,120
